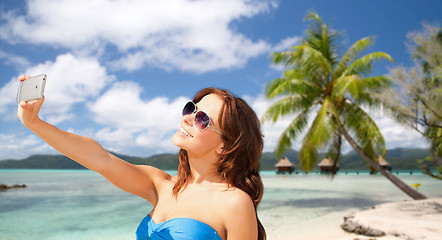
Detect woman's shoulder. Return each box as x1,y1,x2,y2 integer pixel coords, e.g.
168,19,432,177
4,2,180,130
218,186,255,211
216,185,258,238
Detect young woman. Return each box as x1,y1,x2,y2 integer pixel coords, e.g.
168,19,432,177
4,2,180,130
17,75,266,240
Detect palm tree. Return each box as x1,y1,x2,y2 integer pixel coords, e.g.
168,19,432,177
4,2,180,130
263,11,426,200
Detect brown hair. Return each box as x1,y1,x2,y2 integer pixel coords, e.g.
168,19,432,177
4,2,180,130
173,87,266,240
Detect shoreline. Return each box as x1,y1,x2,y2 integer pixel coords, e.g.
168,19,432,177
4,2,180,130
264,198,442,240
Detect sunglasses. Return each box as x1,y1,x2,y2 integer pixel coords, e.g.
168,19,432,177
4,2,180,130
182,101,223,135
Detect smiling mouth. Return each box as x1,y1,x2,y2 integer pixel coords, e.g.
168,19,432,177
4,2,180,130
179,127,193,138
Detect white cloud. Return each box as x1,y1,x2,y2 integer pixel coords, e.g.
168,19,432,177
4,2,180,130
0,53,114,124
0,50,31,70
135,129,179,152
368,109,428,150
0,133,57,160
88,81,186,130
88,81,188,152
272,36,300,52
0,79,20,118
1,0,278,73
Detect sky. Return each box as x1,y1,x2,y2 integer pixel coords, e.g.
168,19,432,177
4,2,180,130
0,0,441,160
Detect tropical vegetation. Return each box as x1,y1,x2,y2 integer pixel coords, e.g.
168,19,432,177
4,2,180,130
262,11,426,199
380,23,442,180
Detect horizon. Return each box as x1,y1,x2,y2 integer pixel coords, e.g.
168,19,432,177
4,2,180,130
1,0,441,160
0,146,430,161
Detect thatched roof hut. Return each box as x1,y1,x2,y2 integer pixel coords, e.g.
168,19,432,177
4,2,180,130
275,157,295,174
377,155,392,171
318,156,339,174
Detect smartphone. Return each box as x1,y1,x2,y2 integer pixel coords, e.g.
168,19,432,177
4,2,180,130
16,74,47,103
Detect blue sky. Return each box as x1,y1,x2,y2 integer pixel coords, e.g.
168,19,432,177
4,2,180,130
1,0,441,160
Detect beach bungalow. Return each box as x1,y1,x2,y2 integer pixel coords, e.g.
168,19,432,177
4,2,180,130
318,156,339,174
275,157,295,174
377,155,392,171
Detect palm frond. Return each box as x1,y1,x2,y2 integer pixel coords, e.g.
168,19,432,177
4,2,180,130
359,75,391,91
303,98,336,148
298,142,318,172
303,10,341,66
273,45,333,76
334,75,391,106
274,110,310,158
341,101,386,155
355,76,392,107
262,95,311,123
303,11,322,23
361,139,377,159
295,45,334,79
333,74,363,99
272,51,294,66
265,72,322,99
334,37,375,78
297,98,337,171
265,78,291,99
344,52,394,77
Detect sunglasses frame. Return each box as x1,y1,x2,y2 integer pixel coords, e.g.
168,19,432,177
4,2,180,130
183,101,223,135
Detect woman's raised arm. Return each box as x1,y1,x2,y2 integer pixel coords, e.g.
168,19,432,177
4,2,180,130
17,75,168,205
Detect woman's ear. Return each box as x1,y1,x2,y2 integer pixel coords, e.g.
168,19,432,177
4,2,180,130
215,142,224,155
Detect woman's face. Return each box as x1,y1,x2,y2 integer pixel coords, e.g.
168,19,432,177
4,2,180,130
171,94,224,158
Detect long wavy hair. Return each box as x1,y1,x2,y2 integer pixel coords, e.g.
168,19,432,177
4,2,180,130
172,87,266,240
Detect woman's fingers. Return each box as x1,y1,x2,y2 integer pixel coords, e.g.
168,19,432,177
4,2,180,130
17,82,45,127
19,75,31,82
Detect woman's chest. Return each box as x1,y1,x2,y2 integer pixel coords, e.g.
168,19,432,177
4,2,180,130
151,185,227,238
154,186,222,219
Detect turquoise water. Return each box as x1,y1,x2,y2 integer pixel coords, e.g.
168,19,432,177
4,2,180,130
1,169,441,240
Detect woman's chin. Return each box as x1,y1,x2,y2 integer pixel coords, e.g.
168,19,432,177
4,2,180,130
171,131,185,148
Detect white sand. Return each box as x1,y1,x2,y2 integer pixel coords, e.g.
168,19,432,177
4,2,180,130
260,204,354,240
263,198,442,240
341,198,442,240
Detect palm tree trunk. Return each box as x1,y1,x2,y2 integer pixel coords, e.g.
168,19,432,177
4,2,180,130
337,122,427,200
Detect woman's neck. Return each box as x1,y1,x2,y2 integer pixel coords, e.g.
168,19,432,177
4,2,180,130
187,154,225,185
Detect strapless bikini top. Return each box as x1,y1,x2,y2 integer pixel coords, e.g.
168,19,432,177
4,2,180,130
136,214,222,240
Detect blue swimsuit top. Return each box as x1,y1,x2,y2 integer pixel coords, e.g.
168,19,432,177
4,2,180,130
136,214,223,240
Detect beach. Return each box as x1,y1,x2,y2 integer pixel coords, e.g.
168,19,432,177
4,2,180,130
1,170,441,239
262,198,442,240
258,173,442,240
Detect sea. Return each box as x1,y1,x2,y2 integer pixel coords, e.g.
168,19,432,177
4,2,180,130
1,169,441,240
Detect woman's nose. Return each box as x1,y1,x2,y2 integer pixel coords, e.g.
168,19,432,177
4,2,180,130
182,113,194,126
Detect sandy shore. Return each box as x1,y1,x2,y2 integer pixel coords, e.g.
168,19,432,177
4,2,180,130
263,198,442,240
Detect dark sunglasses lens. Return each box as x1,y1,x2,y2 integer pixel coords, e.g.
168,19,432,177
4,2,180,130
183,102,195,116
195,111,210,130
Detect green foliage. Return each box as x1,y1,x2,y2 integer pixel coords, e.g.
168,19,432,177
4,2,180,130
263,10,392,172
381,23,441,180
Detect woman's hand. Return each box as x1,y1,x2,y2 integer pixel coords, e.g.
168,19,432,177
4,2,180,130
17,75,45,128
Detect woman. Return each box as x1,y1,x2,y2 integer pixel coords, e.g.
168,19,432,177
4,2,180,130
17,75,266,240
